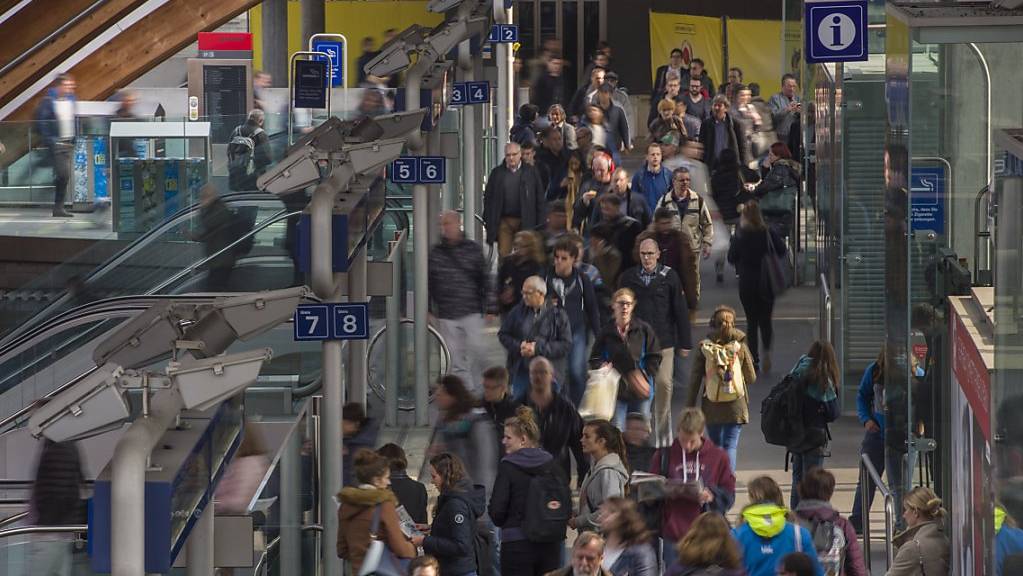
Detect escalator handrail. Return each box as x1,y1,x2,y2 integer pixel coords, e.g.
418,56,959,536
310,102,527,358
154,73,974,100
1,193,287,346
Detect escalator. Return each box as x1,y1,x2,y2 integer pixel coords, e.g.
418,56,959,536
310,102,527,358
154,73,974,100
0,191,299,342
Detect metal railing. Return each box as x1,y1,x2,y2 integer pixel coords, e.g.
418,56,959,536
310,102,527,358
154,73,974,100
0,511,27,530
820,272,832,343
860,453,897,573
252,524,323,576
0,523,87,539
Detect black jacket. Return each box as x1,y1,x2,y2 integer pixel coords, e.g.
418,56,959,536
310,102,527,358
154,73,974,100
524,394,588,483
573,190,652,233
618,264,692,350
753,159,801,201
429,237,488,319
533,73,565,116
589,319,663,400
727,225,787,302
389,472,429,524
496,257,545,314
423,480,487,576
698,113,747,168
489,447,566,542
709,164,752,222
536,146,570,200
483,394,522,456
544,266,601,338
31,440,85,525
482,162,546,244
197,197,238,270
498,302,573,383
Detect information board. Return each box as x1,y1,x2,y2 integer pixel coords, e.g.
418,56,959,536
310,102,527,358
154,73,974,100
294,59,328,109
202,65,248,143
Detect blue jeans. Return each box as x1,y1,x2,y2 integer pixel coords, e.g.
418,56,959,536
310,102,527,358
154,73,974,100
567,329,590,406
661,537,680,571
790,449,825,509
706,424,742,472
850,428,906,532
613,395,653,429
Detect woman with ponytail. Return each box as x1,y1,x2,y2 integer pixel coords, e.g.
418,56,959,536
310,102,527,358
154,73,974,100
887,487,949,576
489,406,568,575
571,419,630,533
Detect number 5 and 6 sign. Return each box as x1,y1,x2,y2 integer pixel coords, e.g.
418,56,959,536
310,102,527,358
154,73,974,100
294,303,369,341
390,156,446,184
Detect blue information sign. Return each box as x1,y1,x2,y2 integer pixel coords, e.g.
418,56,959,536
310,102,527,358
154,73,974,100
488,24,519,44
419,157,446,184
294,305,331,341
910,166,946,233
391,157,418,183
333,303,369,340
805,0,868,64
451,83,468,105
312,40,344,87
467,81,490,104
487,25,501,43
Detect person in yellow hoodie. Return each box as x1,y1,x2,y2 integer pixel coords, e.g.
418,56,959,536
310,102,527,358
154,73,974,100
337,449,417,573
732,476,823,576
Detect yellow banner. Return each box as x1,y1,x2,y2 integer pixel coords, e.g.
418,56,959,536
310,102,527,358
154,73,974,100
649,12,723,90
726,19,802,97
250,0,444,87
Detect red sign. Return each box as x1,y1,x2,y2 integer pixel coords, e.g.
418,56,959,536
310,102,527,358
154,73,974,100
197,32,253,52
951,309,992,440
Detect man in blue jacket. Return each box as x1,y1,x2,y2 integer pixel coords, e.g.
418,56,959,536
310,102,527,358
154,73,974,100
544,238,600,407
34,74,78,217
631,143,673,211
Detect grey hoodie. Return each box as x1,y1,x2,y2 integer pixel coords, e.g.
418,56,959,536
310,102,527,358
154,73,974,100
575,452,629,531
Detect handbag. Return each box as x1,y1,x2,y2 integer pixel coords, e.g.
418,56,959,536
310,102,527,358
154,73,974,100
758,185,797,215
578,364,620,421
759,228,789,298
358,505,407,576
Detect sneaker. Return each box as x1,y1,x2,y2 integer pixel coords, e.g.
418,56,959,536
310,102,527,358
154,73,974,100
52,210,74,217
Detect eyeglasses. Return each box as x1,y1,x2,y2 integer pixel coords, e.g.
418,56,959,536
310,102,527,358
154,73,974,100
614,300,635,307
639,251,658,257
675,178,691,183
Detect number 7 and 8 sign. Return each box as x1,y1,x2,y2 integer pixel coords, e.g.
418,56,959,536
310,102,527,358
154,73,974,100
294,303,369,341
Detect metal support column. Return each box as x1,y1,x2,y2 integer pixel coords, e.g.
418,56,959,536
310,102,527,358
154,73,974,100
385,231,406,426
300,0,325,48
348,248,368,405
459,39,478,239
261,0,288,84
110,390,182,576
428,128,442,248
280,425,302,576
494,1,512,146
404,69,430,427
185,502,214,576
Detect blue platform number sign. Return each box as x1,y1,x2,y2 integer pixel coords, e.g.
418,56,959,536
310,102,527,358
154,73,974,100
467,81,490,104
312,40,344,87
451,83,467,105
294,305,331,341
333,303,369,340
910,166,946,234
488,24,518,44
391,157,418,184
419,157,446,184
805,0,868,64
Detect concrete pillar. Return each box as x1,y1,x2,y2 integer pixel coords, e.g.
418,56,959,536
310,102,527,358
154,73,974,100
300,0,325,48
261,0,289,86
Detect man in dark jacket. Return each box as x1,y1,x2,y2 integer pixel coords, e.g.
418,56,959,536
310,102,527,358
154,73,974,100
481,366,521,455
35,74,78,217
31,437,85,526
228,109,272,191
699,95,748,169
619,237,692,447
594,84,631,164
430,211,489,394
544,238,600,406
569,66,606,123
532,56,565,120
195,184,238,291
510,103,540,148
498,276,572,398
537,127,570,200
524,356,588,484
575,170,651,234
342,403,380,485
581,195,643,271
483,142,546,258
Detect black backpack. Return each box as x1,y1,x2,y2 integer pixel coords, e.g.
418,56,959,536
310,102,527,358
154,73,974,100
472,517,496,576
227,126,263,191
760,374,806,450
521,463,572,543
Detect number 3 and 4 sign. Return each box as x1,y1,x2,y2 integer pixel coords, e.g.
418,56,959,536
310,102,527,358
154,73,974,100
451,81,490,106
294,303,369,341
390,156,446,184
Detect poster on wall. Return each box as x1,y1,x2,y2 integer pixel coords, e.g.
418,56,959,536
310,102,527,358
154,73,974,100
649,13,723,90
950,307,994,576
727,19,802,97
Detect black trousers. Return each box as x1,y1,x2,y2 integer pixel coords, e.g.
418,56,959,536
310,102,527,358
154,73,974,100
739,290,774,364
500,538,563,576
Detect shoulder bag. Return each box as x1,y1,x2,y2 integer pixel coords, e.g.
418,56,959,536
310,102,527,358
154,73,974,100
358,505,408,576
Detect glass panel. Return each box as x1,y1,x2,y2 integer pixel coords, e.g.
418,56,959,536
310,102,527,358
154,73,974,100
560,1,579,94
516,1,536,63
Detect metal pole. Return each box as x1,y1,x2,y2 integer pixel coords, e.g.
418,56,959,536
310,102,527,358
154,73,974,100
385,233,405,426
348,248,368,405
405,66,430,427
110,390,181,576
494,1,512,146
309,166,353,576
185,501,214,576
262,0,288,86
860,461,872,574
459,39,478,240
301,0,325,48
428,128,442,248
280,424,302,576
